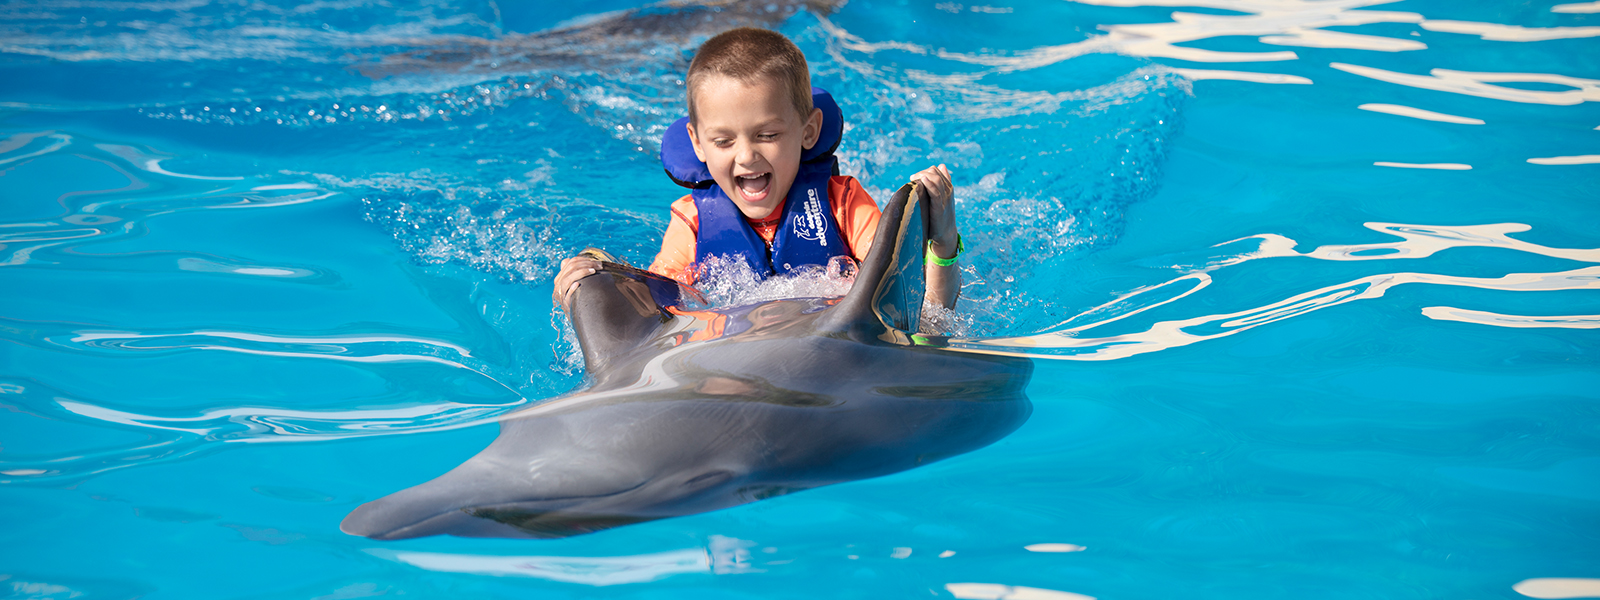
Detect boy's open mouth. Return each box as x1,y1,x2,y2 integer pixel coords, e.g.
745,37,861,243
736,173,771,202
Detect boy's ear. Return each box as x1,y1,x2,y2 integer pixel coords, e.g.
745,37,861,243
801,107,823,150
687,121,707,162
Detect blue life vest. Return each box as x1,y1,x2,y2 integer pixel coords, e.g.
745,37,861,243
660,87,847,279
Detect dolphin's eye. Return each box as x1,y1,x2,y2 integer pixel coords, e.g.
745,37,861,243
684,470,733,487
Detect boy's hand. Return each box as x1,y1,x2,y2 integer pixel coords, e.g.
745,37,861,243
552,255,602,307
911,164,959,259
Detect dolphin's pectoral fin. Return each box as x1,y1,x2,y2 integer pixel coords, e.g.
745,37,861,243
464,506,658,538
736,485,811,502
872,369,1032,401
682,470,735,487
815,183,928,342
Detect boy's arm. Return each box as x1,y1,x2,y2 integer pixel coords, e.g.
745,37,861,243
911,164,960,310
648,198,699,285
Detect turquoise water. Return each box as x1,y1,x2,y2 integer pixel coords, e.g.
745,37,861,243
3,0,1599,597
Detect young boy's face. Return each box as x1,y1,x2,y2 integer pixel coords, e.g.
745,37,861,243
688,74,823,221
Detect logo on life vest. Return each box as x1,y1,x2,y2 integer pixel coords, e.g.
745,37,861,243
794,187,828,245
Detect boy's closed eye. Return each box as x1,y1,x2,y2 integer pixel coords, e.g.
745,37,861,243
711,132,781,147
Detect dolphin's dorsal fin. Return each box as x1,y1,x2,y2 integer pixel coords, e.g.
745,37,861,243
814,182,927,343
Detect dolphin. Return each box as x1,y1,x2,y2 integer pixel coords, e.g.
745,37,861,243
341,183,1034,540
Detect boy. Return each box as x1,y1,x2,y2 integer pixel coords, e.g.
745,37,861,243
554,28,962,311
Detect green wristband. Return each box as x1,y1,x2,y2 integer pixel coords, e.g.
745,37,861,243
925,235,963,267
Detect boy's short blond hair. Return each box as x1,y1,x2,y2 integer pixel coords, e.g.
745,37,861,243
686,28,814,126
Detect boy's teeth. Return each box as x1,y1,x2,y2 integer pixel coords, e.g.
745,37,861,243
738,174,770,194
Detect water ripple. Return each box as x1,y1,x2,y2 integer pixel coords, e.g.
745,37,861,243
1357,103,1485,125
0,131,337,271
1330,63,1600,106
0,314,535,486
918,0,1426,69
1420,308,1600,329
0,377,208,485
947,223,1600,359
1419,20,1600,42
57,396,511,441
1553,1,1600,13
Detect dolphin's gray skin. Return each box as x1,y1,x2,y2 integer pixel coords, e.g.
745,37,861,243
341,184,1033,540
357,0,847,78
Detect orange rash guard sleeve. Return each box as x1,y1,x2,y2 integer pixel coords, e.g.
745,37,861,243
832,176,882,262
649,194,699,285
647,177,882,285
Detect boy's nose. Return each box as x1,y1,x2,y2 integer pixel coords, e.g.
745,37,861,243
734,142,760,167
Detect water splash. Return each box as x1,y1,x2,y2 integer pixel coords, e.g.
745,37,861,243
691,255,857,308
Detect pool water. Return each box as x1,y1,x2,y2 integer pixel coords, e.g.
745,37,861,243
3,0,1599,597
